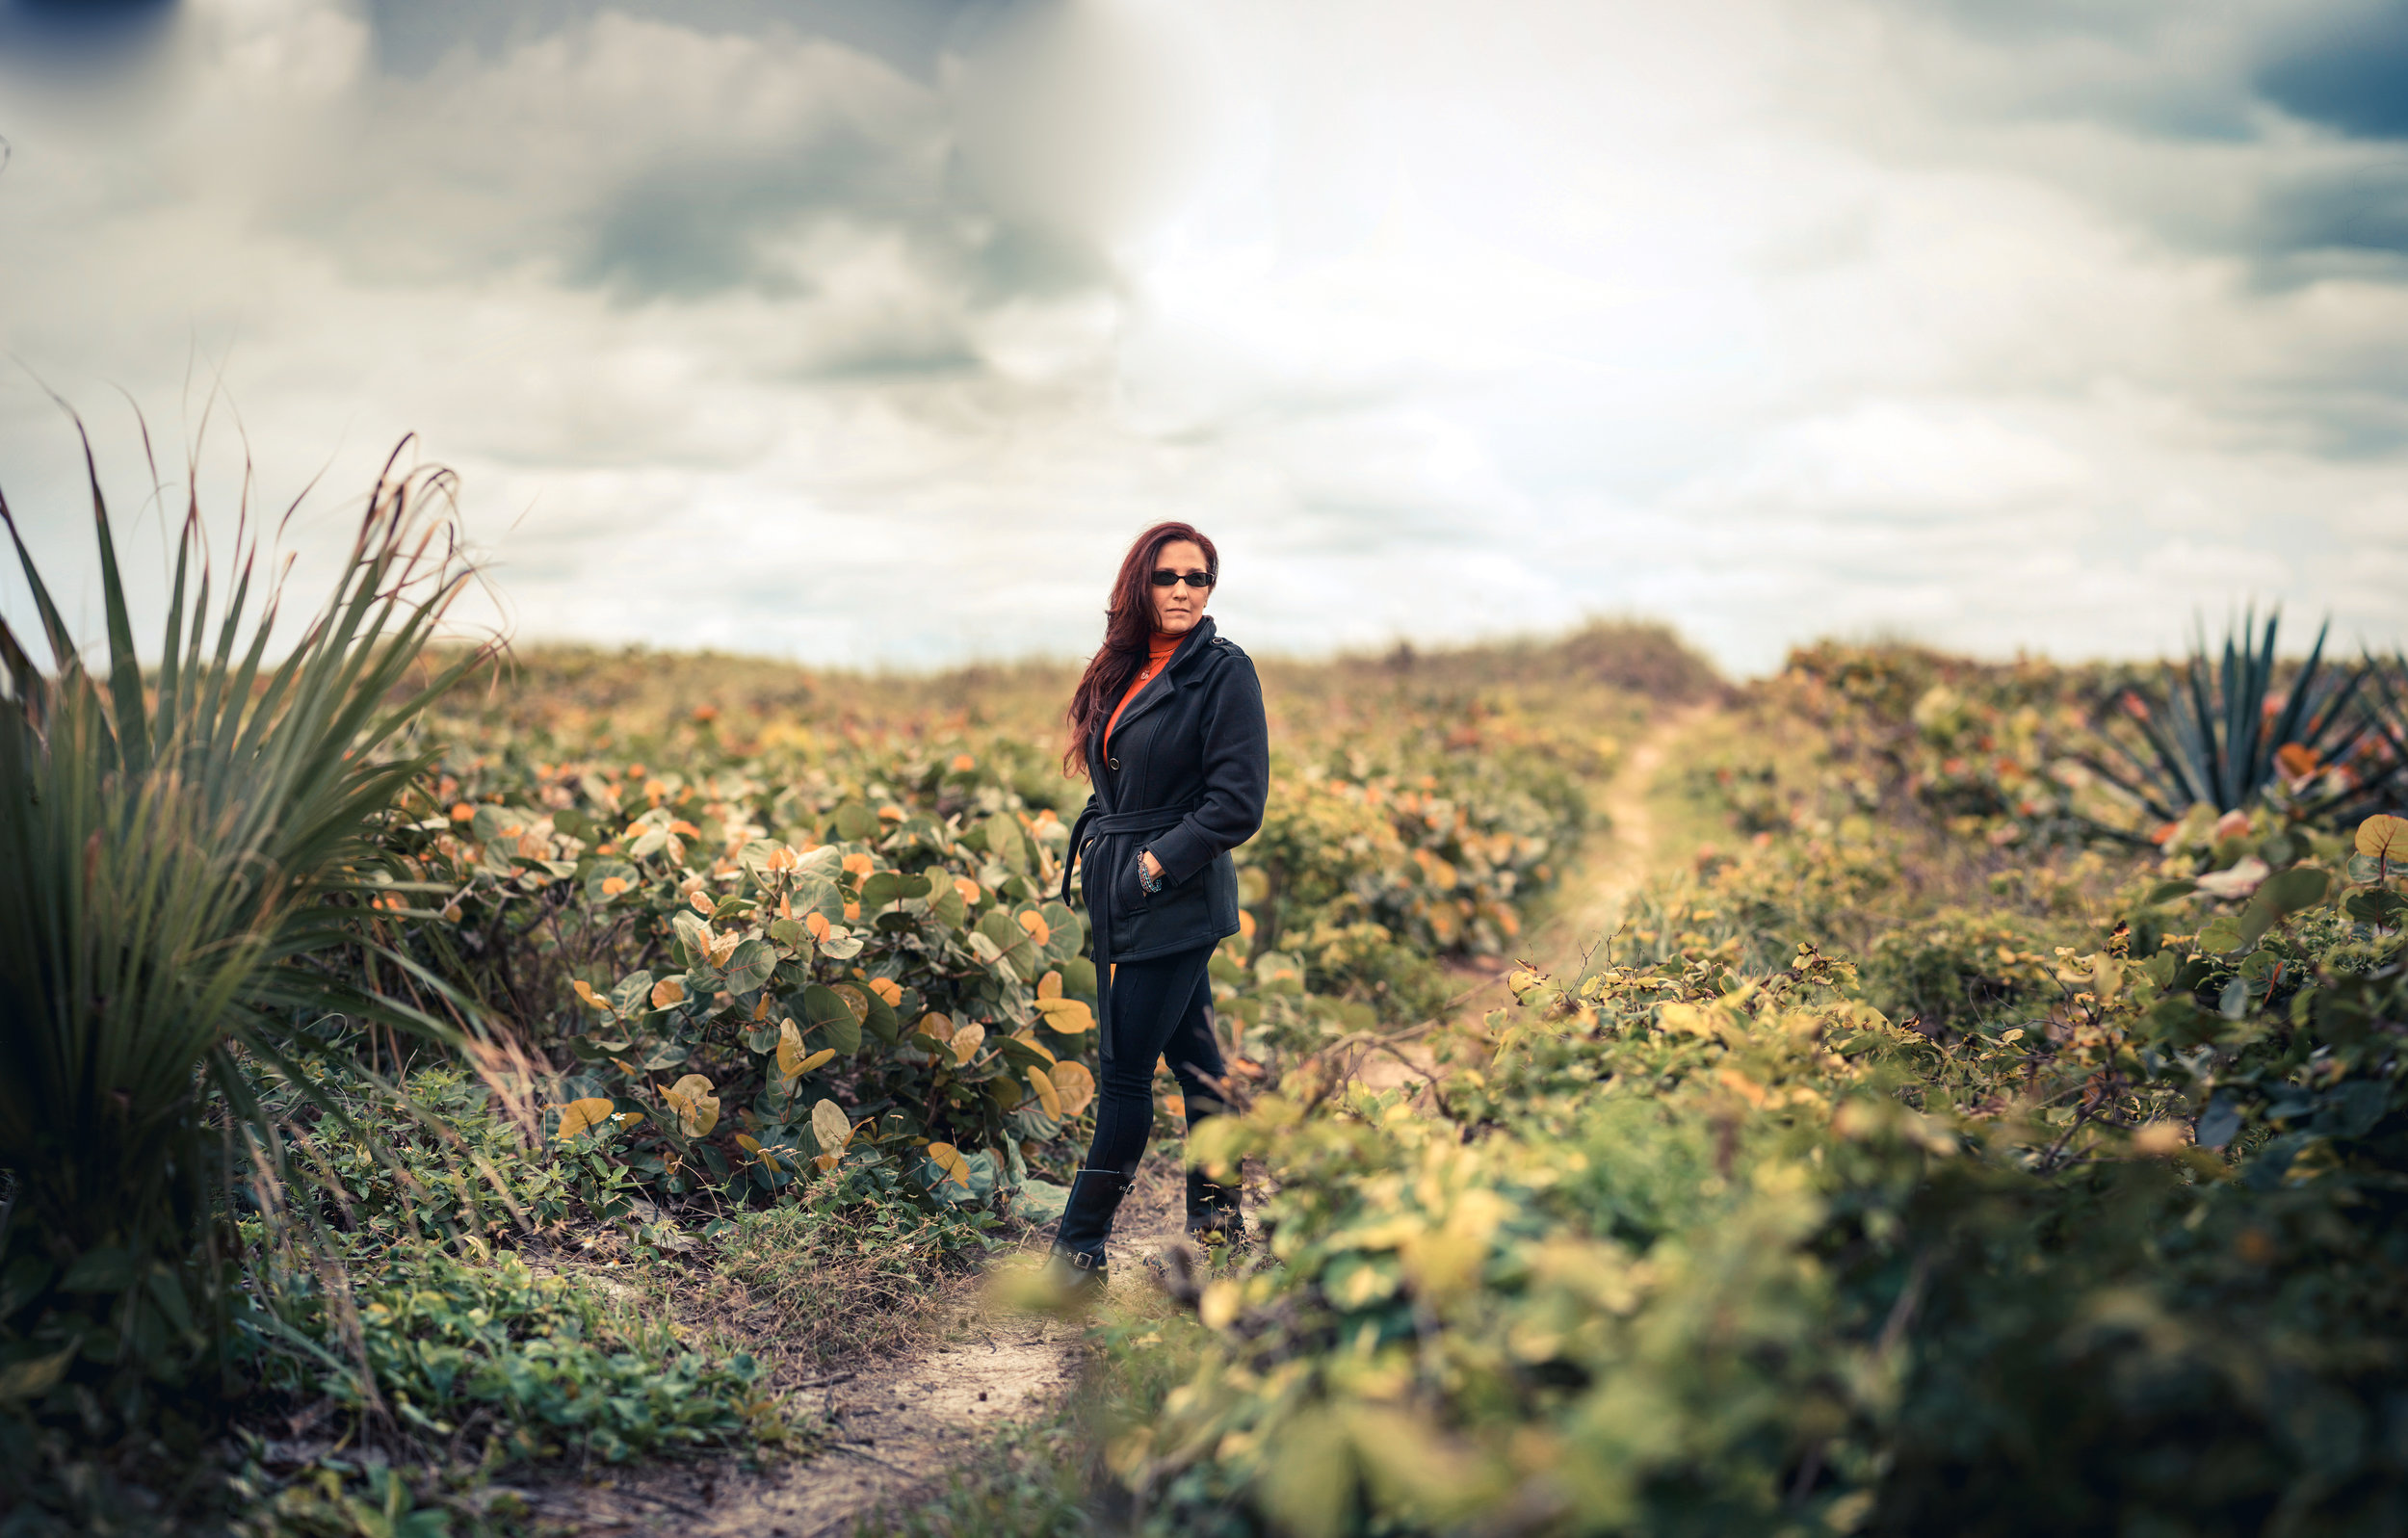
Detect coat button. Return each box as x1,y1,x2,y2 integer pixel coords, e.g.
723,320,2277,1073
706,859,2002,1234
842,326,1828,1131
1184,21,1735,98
1108,756,1120,771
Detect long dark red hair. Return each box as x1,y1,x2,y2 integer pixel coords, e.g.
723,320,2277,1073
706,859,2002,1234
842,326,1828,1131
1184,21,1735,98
1063,521,1218,775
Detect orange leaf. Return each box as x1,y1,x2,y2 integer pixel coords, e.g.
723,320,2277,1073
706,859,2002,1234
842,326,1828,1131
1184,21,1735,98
954,875,982,906
926,1140,972,1188
1018,910,1051,947
556,1097,616,1139
869,977,902,1006
689,889,714,916
450,803,475,822
805,911,831,941
843,852,875,876
600,875,631,897
916,1010,955,1044
2358,814,2408,862
650,977,687,1009
1050,1060,1095,1117
878,804,907,822
1026,1066,1063,1119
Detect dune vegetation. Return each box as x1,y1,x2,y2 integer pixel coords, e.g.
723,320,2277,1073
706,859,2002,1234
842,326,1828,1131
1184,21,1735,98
5,454,2407,1537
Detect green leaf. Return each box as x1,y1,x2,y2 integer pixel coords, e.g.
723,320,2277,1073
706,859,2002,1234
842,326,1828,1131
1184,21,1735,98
2198,916,2244,955
860,871,932,910
1059,956,1098,1001
768,917,814,958
1039,899,1084,962
802,983,865,1055
834,802,877,842
2345,889,2408,926
860,983,902,1045
723,938,776,994
977,909,1040,982
60,1247,135,1293
585,858,638,903
2238,866,2331,949
2145,879,2197,905
984,813,1029,874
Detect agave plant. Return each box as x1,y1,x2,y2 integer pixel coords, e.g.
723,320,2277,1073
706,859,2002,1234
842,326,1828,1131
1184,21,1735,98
0,433,486,1425
2087,609,2401,825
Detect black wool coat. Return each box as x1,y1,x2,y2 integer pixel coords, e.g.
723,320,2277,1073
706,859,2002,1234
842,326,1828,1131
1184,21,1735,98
1063,616,1270,968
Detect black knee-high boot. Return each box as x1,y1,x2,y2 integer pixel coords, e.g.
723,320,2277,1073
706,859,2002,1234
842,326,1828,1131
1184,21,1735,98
1048,1166,1131,1289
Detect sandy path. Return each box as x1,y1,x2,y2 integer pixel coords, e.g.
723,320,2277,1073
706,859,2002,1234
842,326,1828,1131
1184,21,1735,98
1356,702,1707,1092
518,1163,1194,1536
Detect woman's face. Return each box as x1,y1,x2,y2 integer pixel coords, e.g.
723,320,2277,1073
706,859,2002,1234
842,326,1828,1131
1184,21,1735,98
1147,538,1214,635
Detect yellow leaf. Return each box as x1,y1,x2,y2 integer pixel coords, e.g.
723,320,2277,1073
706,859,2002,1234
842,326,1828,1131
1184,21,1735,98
812,1098,854,1160
2357,814,2408,862
1033,996,1094,1034
611,1056,643,1076
573,979,609,1009
926,1140,972,1188
815,1153,838,1172
650,977,686,1010
776,1018,810,1082
736,1133,763,1155
1050,1060,1095,1117
662,1074,720,1137
689,888,713,915
1018,910,1051,947
917,1010,955,1044
869,977,903,1006
1027,1065,1064,1119
1036,970,1062,1000
1012,1030,1057,1065
797,1048,835,1074
950,1022,985,1065
556,1097,616,1140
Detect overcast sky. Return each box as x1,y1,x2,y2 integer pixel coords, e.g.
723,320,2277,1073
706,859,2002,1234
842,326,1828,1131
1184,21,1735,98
2,0,2404,674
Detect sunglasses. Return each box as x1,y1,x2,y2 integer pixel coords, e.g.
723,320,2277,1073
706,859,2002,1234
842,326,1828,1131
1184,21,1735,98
1151,569,1216,589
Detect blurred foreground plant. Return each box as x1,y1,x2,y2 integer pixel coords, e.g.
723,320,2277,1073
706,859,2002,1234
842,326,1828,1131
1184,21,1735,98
0,436,486,1453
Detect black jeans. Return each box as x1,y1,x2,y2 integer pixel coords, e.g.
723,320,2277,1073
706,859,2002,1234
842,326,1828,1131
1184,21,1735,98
1082,942,1230,1180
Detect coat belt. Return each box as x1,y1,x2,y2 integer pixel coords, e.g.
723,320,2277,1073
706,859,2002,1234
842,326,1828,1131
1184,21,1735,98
1062,798,1204,1042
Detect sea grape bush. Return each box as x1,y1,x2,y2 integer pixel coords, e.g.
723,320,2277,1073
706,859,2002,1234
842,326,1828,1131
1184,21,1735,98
1089,647,2408,1538
368,689,1594,1222
385,747,1102,1211
1101,809,2408,1536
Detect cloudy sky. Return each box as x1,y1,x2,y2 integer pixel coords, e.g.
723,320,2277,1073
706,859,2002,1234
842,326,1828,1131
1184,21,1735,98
2,0,2404,674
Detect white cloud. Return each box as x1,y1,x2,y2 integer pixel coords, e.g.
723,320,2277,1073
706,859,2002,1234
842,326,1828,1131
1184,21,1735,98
2,0,2403,677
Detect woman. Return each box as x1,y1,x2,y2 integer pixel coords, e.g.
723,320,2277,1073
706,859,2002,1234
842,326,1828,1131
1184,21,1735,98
1050,521,1269,1290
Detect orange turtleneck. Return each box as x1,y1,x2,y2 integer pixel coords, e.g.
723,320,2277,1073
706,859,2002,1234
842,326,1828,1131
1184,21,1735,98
1105,631,1181,749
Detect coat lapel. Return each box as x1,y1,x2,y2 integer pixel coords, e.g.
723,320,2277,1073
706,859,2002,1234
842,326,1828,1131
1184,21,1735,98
1101,616,1216,748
